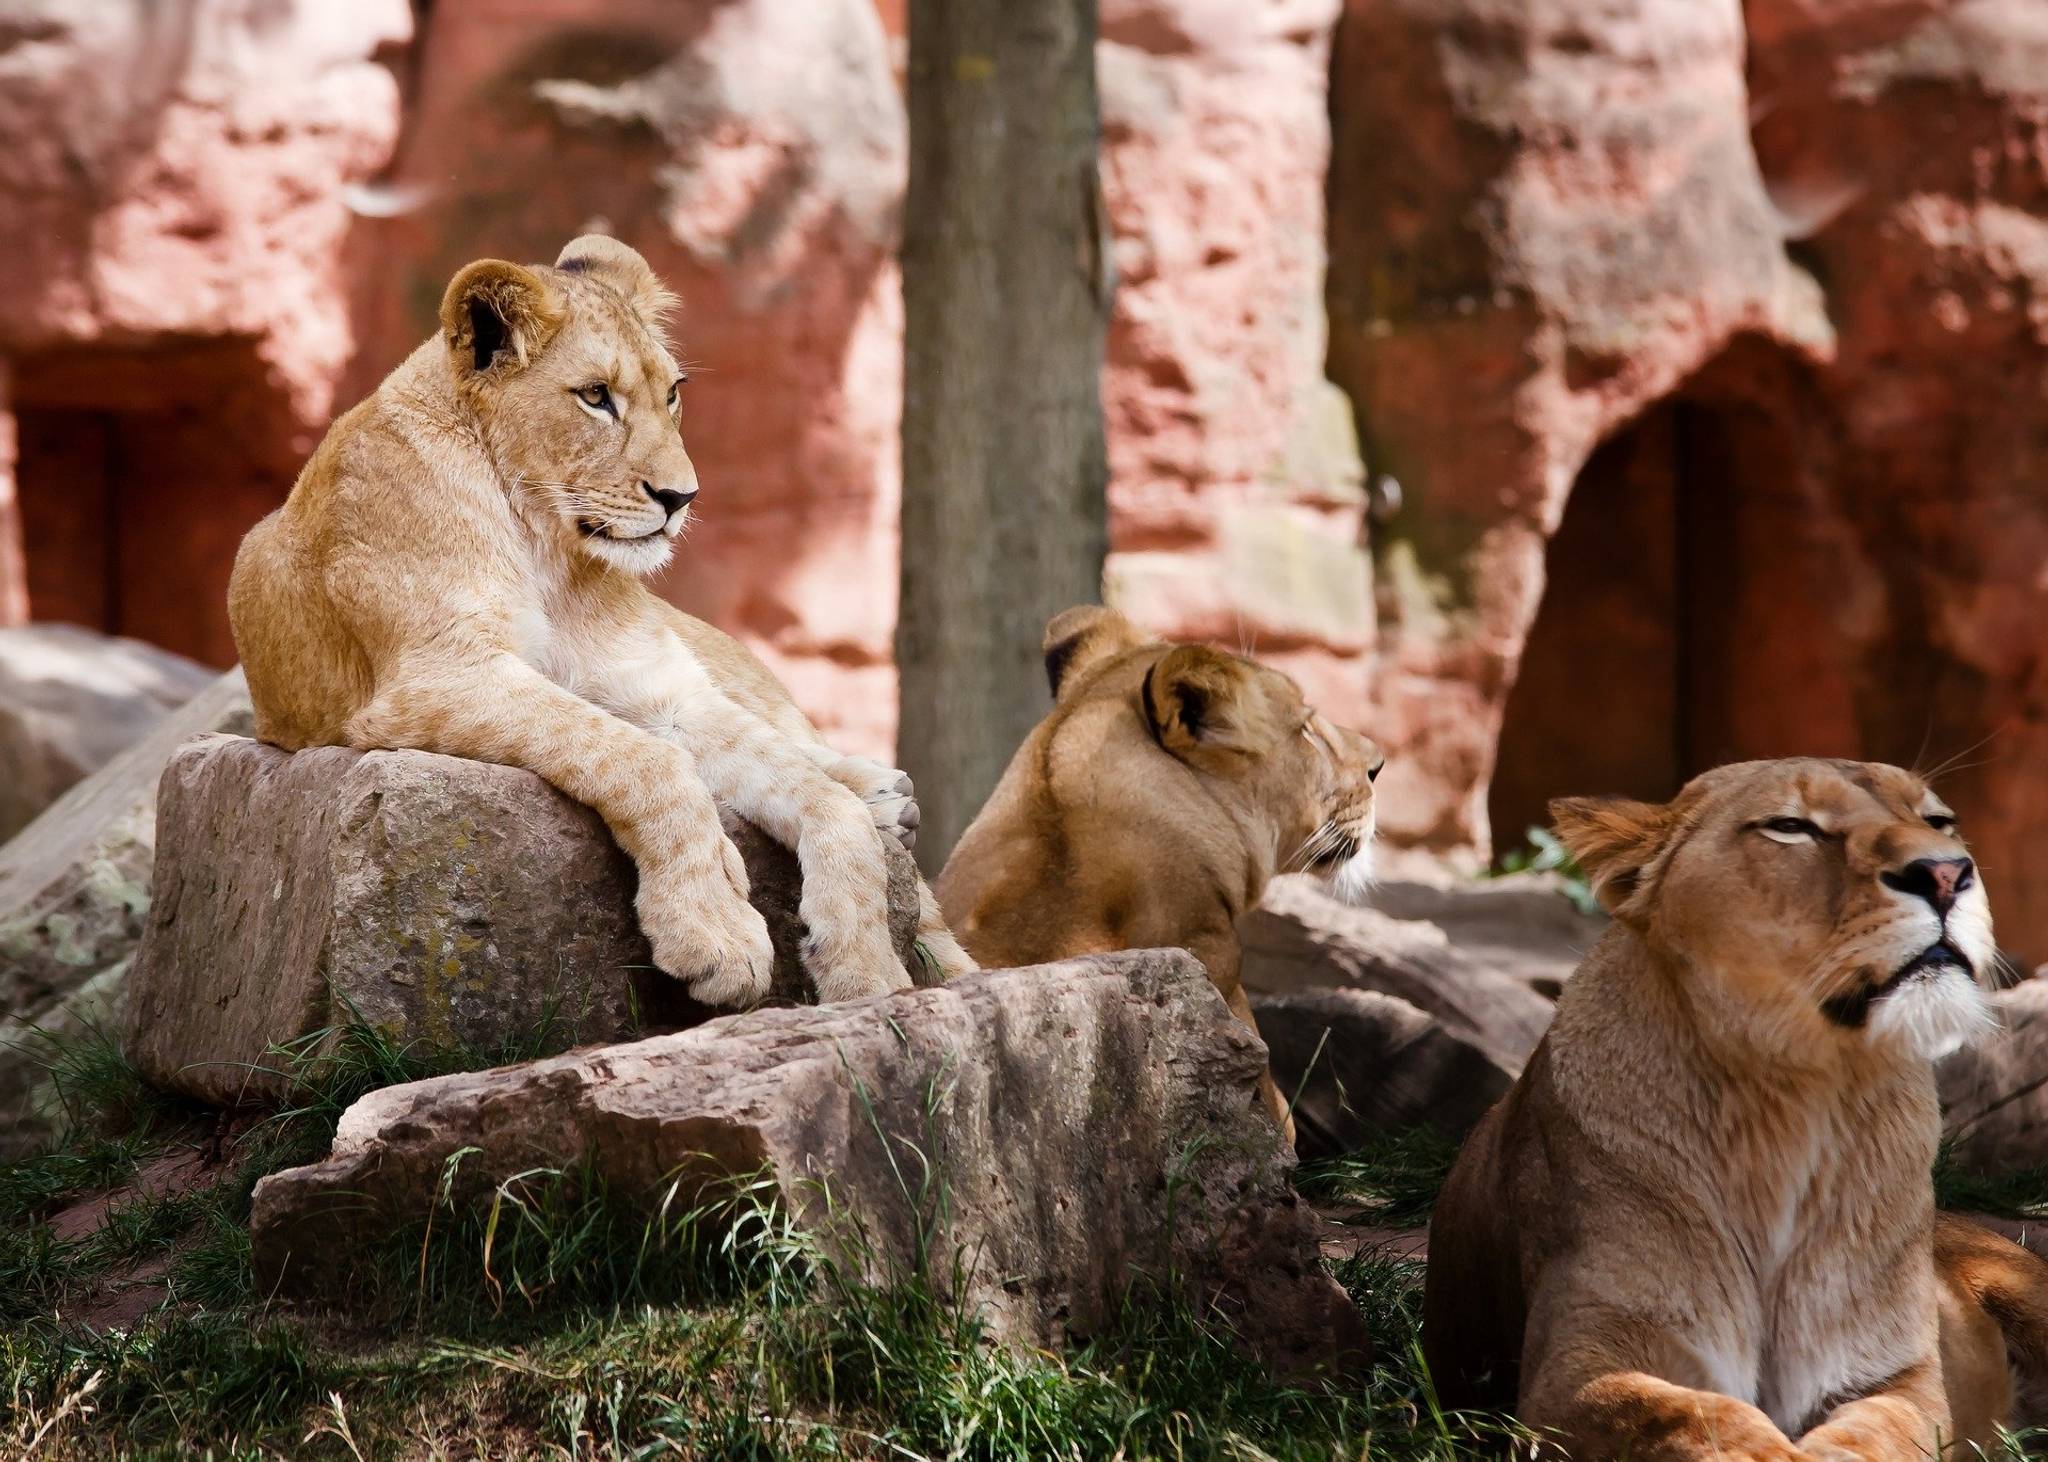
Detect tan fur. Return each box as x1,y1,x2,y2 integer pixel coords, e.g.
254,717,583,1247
1423,758,2047,1459
935,607,1383,1142
228,236,974,1006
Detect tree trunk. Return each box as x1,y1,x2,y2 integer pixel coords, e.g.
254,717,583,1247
0,364,24,626
898,0,1111,873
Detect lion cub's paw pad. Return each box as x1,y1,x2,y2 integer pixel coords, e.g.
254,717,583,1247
831,757,920,851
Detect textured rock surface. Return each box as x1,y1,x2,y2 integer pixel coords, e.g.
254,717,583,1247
1255,987,1512,1159
125,735,924,1107
252,951,1366,1377
1240,877,1557,1072
1939,979,2048,1178
1363,869,1605,1001
0,1,410,663
1327,0,1828,855
0,624,213,840
1328,0,2048,965
0,669,251,1156
6,0,2047,962
1096,0,1371,715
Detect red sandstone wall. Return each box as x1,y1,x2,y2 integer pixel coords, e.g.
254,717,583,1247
5,0,2047,957
1327,0,2048,953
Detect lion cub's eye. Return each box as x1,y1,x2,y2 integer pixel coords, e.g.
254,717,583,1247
575,383,617,418
1759,816,1823,843
1926,813,1959,834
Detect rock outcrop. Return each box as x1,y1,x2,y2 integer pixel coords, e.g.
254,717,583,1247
0,670,251,1156
0,0,410,662
0,625,214,841
1096,0,1370,714
1939,979,2048,1178
1241,876,1558,1074
1254,987,1512,1159
1328,0,2048,967
252,951,1367,1379
5,0,2046,964
1364,868,1606,1002
124,735,925,1107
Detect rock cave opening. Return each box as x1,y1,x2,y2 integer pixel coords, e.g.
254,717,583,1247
1488,341,1870,855
12,339,303,668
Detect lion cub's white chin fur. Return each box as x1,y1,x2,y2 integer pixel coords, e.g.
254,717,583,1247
1869,968,1998,1062
580,529,677,576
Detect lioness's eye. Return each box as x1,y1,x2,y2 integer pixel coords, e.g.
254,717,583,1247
576,383,616,417
1760,816,1823,842
1926,813,1958,834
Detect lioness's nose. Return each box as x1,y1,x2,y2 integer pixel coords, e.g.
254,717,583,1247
1882,856,1975,914
643,482,697,515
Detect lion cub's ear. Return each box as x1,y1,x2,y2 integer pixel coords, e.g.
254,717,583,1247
1548,795,1674,919
440,260,566,375
1143,644,1272,768
1043,605,1148,700
555,235,677,328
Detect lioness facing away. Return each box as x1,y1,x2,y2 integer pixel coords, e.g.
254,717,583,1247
1425,758,2048,1459
936,606,1383,1140
229,236,975,1005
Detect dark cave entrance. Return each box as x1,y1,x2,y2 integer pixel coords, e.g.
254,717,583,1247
1488,343,1866,853
13,340,303,667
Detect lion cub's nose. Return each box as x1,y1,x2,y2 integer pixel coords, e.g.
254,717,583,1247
1882,855,1975,914
643,482,697,516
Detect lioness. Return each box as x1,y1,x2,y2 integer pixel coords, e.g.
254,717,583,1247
1425,758,2048,1458
936,606,1383,1138
229,236,974,1005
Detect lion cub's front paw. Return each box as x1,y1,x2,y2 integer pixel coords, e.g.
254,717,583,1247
637,860,774,1008
827,755,920,852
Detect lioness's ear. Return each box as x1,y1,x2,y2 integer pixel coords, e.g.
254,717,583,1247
1142,645,1270,767
1043,605,1147,699
554,234,676,327
1548,796,1673,918
440,260,565,375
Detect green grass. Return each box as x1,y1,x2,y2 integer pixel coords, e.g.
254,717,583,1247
1935,1139,2048,1222
1296,1125,1462,1229
0,1138,1525,1459
0,1019,1536,1458
8,1019,2044,1458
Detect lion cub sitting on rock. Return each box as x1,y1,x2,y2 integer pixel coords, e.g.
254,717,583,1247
937,606,1383,1140
229,236,974,1006
1425,758,2048,1459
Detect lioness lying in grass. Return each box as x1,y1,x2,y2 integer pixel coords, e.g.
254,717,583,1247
1426,759,2048,1459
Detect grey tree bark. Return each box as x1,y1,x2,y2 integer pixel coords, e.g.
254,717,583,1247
898,0,1112,873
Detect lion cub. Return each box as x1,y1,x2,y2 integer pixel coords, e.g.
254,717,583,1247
936,606,1383,1140
229,236,974,1006
1425,758,2048,1459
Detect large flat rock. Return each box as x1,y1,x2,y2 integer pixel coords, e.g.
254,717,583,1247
124,735,923,1106
251,951,1365,1379
1241,876,1558,1075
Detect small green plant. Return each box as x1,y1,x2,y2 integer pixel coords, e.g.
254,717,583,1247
1490,825,1600,915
